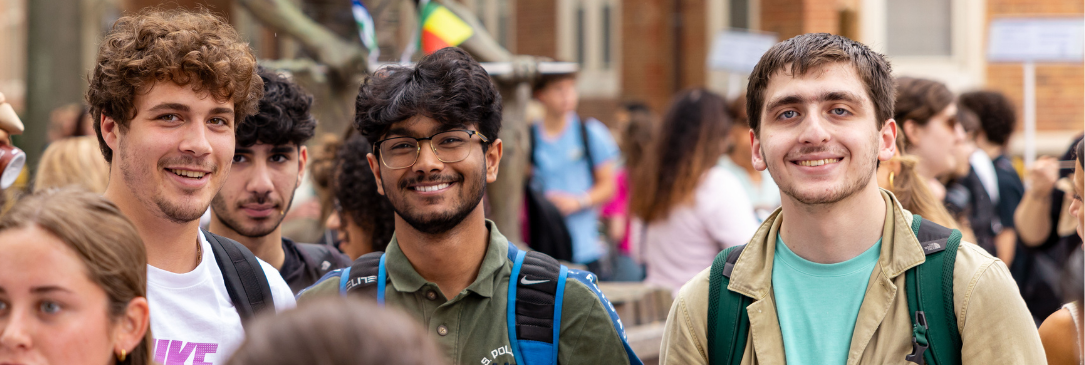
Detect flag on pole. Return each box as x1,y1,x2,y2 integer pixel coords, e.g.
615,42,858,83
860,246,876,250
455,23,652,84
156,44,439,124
351,0,380,62
419,1,474,54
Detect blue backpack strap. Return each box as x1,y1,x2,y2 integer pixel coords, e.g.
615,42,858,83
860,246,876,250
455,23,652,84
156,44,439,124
377,254,388,306
338,266,352,295
507,245,529,363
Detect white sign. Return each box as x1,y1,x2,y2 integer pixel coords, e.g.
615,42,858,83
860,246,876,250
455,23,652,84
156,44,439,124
708,30,777,73
988,17,1084,62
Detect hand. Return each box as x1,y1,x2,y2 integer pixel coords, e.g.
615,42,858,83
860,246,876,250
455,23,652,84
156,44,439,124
1026,156,1059,197
546,193,581,216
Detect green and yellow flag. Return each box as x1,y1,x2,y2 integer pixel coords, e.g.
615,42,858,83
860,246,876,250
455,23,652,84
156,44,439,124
419,0,474,54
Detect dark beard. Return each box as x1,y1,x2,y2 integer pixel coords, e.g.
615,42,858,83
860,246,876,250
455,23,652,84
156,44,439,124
210,191,294,238
387,166,487,235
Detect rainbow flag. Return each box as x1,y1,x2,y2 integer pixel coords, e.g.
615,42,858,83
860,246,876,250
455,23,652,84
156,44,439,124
419,1,474,54
352,0,379,59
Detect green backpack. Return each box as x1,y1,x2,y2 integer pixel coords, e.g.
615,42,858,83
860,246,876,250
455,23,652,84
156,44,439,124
706,214,963,365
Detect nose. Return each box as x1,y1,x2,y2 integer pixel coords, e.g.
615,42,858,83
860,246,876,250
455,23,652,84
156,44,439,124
412,140,445,173
326,211,342,230
0,306,34,351
246,159,275,196
178,120,213,156
797,112,831,145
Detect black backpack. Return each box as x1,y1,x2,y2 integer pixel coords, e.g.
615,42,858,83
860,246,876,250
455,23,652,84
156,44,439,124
524,118,595,262
202,229,274,328
705,215,963,365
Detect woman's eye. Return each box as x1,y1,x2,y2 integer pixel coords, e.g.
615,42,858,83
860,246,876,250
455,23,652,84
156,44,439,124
39,301,61,314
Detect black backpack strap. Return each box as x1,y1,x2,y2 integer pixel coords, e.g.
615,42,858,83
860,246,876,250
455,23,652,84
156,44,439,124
904,215,963,365
296,242,350,279
509,248,562,344
578,117,596,183
707,244,751,365
203,230,274,327
341,251,385,297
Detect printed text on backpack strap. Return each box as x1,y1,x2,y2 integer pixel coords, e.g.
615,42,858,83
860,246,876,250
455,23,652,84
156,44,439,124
904,215,963,365
341,252,385,298
203,230,273,327
707,244,750,365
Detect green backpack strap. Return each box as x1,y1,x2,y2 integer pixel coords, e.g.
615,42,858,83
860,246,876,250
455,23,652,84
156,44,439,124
707,245,752,365
904,214,963,365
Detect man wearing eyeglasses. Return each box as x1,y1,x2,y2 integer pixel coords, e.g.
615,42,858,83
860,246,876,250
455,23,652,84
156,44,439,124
299,47,631,365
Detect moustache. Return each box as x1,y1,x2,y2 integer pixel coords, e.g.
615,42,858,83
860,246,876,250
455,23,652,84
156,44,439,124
783,146,849,160
237,192,281,208
158,155,218,174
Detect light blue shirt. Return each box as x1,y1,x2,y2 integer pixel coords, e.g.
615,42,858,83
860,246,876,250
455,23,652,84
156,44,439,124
771,234,882,365
718,156,780,222
532,114,619,264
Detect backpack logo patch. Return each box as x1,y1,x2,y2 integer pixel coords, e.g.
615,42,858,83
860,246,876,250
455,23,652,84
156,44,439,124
520,276,549,285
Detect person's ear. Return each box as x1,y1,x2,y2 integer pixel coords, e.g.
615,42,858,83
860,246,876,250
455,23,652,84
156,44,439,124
366,153,385,196
102,115,121,152
879,119,898,162
296,145,309,184
112,296,150,360
750,129,767,171
485,139,503,183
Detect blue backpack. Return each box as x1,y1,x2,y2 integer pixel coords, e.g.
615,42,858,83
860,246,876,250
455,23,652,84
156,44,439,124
317,242,642,365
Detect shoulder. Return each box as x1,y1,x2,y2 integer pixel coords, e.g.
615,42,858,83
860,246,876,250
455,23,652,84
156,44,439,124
660,267,712,363
257,257,297,311
1039,306,1080,364
296,272,342,302
951,241,1003,310
674,266,712,318
296,242,352,269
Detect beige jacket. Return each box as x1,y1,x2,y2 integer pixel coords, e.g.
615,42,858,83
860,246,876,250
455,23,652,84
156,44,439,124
659,190,1045,365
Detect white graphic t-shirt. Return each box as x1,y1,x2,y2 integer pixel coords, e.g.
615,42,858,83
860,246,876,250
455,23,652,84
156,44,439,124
146,231,295,365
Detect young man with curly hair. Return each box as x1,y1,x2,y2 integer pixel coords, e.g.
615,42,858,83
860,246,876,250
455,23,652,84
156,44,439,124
659,33,1043,364
299,47,631,365
210,67,350,294
88,9,295,363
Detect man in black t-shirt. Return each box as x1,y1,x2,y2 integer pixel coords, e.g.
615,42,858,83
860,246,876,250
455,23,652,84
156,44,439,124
210,67,349,294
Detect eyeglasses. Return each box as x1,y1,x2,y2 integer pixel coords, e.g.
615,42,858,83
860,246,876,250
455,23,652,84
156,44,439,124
374,129,489,169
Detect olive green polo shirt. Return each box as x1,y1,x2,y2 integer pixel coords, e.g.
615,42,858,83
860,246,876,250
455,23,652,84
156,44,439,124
300,221,630,365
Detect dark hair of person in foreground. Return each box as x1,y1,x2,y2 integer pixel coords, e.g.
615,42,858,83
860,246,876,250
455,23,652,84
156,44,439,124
226,296,448,365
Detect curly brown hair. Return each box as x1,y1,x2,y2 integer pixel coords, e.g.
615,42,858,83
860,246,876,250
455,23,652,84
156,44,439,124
86,7,264,162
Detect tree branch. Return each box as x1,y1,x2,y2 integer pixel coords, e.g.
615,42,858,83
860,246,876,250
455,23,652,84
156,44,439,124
236,0,368,76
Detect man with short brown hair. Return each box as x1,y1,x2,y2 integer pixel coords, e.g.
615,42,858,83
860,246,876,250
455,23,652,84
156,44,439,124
659,33,1042,365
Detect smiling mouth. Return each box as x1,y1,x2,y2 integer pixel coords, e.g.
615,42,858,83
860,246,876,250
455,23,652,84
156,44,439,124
412,183,451,192
794,158,842,167
168,168,208,179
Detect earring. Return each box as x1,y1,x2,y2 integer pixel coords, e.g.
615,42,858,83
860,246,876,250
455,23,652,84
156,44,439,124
117,349,126,362
888,171,895,188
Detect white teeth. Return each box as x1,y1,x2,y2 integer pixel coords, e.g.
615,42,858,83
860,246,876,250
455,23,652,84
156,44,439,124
170,169,206,179
415,183,450,192
797,158,841,167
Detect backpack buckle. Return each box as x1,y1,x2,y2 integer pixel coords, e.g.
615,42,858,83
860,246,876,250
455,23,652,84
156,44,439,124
905,311,929,365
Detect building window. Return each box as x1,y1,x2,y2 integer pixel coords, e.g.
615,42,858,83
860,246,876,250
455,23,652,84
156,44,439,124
464,0,512,48
602,4,611,68
576,5,586,65
730,0,749,30
886,0,951,56
558,0,620,96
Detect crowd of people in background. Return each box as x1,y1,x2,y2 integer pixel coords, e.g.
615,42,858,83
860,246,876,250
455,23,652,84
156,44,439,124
0,6,1082,365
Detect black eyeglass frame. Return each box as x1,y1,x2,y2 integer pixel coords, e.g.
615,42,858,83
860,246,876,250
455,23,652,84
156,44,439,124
373,129,490,170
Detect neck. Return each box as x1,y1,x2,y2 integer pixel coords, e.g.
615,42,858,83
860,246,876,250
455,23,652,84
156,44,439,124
395,206,490,299
104,181,202,274
542,111,569,135
208,215,285,270
778,182,887,264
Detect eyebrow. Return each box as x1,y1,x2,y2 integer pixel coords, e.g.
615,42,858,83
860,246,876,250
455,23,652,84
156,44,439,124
210,107,234,116
765,91,866,113
147,104,234,116
271,145,297,154
385,123,468,138
30,286,72,294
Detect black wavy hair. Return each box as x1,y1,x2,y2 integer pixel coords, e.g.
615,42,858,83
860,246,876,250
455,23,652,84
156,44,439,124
353,47,501,147
958,91,1016,147
334,134,395,253
236,67,317,148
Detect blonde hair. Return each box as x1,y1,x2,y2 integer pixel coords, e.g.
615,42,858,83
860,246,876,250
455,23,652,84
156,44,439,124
887,154,972,241
0,188,152,364
33,136,110,193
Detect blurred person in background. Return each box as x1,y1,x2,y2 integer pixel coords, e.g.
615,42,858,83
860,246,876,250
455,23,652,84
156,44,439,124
599,101,654,281
943,107,990,250
893,77,964,201
325,132,395,260
1038,139,1084,365
531,72,619,272
876,151,968,239
720,94,781,221
46,104,95,143
33,135,110,193
630,89,759,296
281,133,342,243
959,90,1022,267
0,188,152,365
1015,134,1083,251
210,67,350,294
226,296,447,365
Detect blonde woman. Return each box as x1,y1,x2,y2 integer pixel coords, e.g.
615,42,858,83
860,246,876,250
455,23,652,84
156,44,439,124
33,136,110,193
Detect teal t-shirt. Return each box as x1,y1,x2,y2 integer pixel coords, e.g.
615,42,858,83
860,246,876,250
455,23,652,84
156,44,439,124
771,234,882,365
